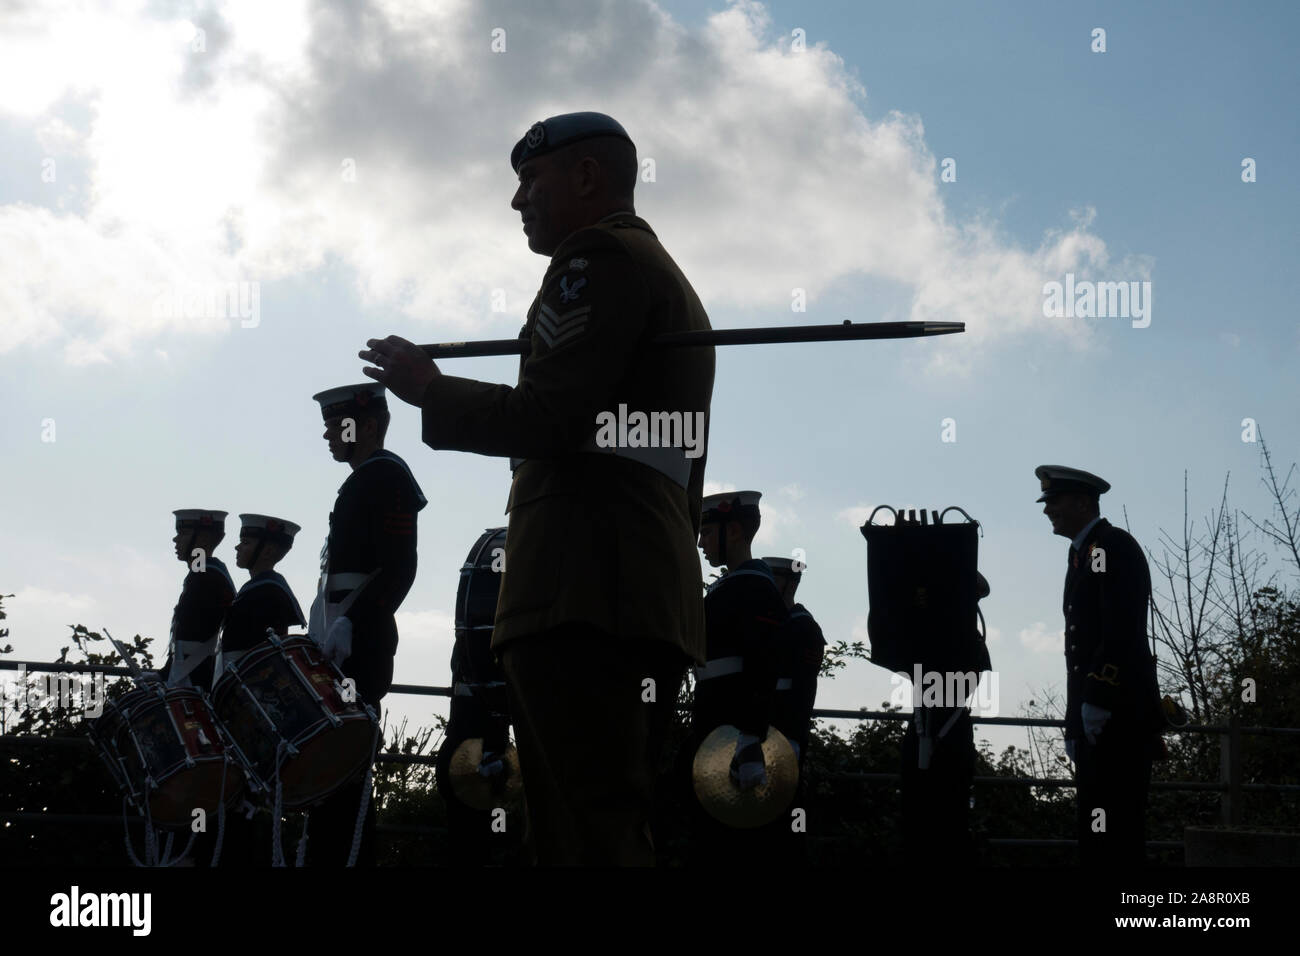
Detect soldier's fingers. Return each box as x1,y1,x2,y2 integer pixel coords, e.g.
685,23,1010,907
361,365,386,383
365,337,396,354
358,348,381,363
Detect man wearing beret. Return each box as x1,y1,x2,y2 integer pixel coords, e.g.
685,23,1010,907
360,112,714,865
1037,465,1163,866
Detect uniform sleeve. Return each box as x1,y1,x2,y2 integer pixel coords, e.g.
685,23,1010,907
1084,533,1152,711
791,618,826,726
420,230,650,458
737,581,787,738
350,463,420,624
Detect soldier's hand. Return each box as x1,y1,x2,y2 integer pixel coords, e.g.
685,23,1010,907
1081,702,1111,745
729,734,767,791
359,335,441,407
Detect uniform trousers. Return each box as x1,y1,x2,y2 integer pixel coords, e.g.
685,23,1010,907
1074,722,1152,867
435,729,495,866
500,625,687,866
304,703,382,867
901,708,976,866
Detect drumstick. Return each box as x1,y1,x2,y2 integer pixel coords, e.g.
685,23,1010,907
102,627,144,681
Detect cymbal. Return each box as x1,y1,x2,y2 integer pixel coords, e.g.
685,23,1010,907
448,738,523,810
692,725,799,828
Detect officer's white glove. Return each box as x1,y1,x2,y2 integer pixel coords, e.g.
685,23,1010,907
1081,702,1111,745
138,670,163,686
323,616,353,666
477,751,506,779
729,734,767,791
1065,738,1077,763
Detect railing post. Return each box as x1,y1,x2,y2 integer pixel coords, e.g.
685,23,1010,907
1219,711,1241,826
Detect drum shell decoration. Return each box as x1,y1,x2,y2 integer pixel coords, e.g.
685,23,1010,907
89,686,245,830
211,635,376,809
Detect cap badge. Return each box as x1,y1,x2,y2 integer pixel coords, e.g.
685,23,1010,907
559,276,586,303
525,122,545,148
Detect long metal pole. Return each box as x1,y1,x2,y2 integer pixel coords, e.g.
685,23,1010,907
420,320,963,359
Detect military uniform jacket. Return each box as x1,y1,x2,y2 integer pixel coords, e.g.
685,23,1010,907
1063,518,1162,741
160,556,235,692
772,602,826,751
693,561,787,738
216,570,306,676
420,212,715,661
325,449,425,700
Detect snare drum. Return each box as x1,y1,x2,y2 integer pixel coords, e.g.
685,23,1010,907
211,635,377,809
89,685,245,830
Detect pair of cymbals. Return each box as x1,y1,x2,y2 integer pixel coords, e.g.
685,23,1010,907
692,725,799,828
447,739,523,810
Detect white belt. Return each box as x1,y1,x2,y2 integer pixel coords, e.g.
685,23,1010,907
775,678,793,691
453,681,507,697
694,656,743,681
327,572,372,590
511,441,691,490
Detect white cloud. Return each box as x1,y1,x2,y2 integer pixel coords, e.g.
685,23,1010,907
1017,621,1063,655
0,0,1137,364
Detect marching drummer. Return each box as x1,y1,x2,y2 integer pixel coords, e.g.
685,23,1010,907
306,382,426,866
192,513,306,867
690,491,788,862
214,514,306,676
157,509,236,693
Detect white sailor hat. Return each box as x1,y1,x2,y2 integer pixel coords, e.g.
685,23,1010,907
174,509,227,531
701,490,762,522
312,383,387,421
762,556,802,576
1034,465,1111,503
238,513,301,546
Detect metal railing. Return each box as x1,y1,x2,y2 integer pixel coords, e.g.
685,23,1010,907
3,659,1298,852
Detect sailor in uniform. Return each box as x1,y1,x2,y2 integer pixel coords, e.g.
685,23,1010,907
215,514,306,675
306,382,427,866
1036,464,1162,866
202,513,305,866
157,510,235,693
761,556,826,770
691,491,788,862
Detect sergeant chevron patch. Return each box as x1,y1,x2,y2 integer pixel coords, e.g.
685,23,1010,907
536,303,591,348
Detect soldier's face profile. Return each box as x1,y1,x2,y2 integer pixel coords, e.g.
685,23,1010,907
322,418,349,461
234,533,253,569
512,155,571,256
1043,492,1095,538
698,522,722,567
172,531,187,562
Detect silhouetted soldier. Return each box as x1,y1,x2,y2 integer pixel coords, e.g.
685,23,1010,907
899,571,991,866
690,491,787,863
200,513,305,866
358,112,713,866
306,382,426,866
1036,465,1162,866
157,509,235,693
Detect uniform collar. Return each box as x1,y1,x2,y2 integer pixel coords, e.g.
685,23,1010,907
1071,515,1104,552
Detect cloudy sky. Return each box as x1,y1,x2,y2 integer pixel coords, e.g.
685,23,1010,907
2,0,1297,754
